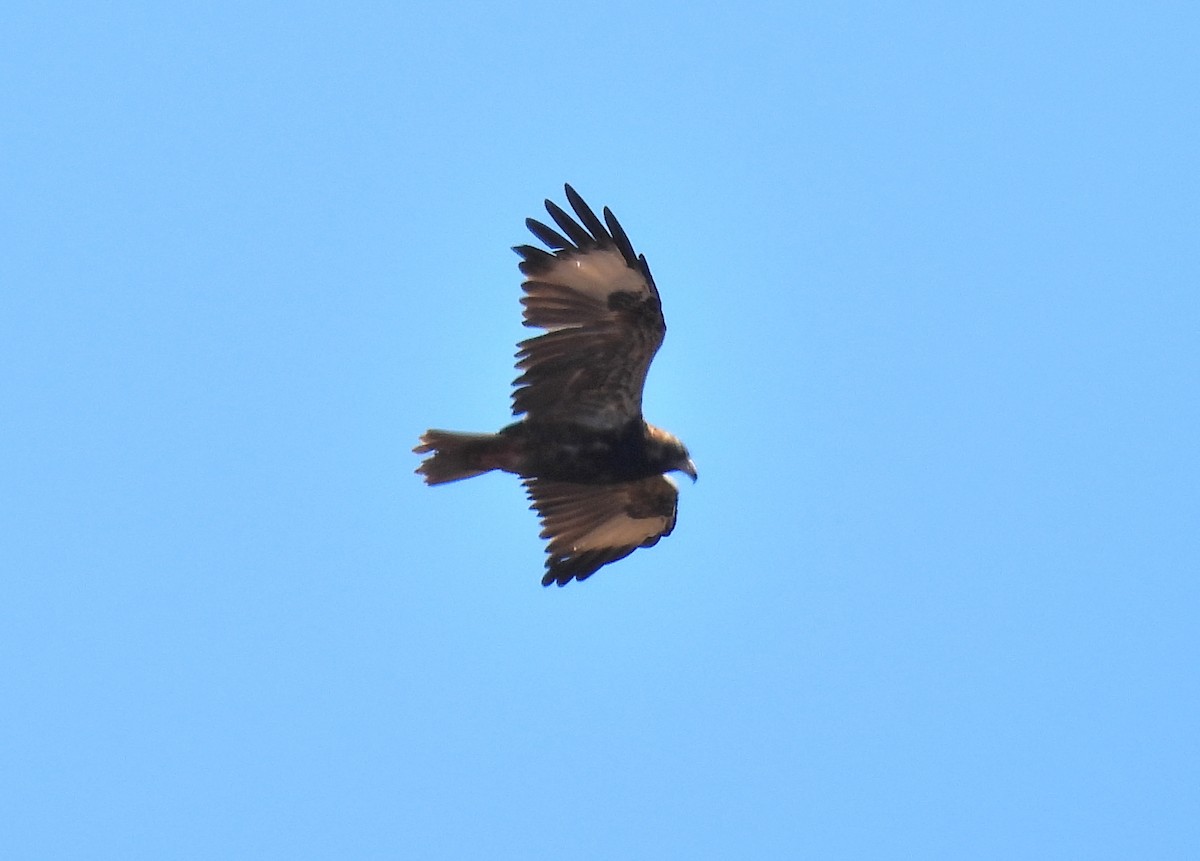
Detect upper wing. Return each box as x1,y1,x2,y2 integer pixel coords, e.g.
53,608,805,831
524,475,680,587
511,184,665,429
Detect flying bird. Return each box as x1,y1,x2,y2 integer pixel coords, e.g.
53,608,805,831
414,185,696,586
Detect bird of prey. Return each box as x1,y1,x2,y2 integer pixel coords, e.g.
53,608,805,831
415,185,696,587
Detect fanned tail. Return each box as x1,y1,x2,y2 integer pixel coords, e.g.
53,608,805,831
413,430,507,485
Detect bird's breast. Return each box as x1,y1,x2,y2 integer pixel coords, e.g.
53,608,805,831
505,421,652,483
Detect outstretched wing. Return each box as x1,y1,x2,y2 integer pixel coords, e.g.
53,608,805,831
511,184,665,429
524,475,680,586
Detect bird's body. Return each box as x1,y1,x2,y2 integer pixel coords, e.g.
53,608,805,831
419,418,689,485
415,185,695,586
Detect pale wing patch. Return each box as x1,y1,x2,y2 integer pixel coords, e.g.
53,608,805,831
539,249,650,303
567,509,672,554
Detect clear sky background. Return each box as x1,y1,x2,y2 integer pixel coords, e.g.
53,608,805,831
3,2,1197,858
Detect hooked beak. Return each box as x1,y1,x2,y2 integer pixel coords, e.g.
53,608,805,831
681,458,698,483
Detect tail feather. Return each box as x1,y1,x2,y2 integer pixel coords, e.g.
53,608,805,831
414,430,506,485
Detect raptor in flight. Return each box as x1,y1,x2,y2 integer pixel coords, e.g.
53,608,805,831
415,185,696,586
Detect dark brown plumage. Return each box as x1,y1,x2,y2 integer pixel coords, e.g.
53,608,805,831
415,185,696,586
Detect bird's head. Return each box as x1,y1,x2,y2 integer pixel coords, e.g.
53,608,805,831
645,424,698,483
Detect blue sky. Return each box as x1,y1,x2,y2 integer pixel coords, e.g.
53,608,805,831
3,2,1197,858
